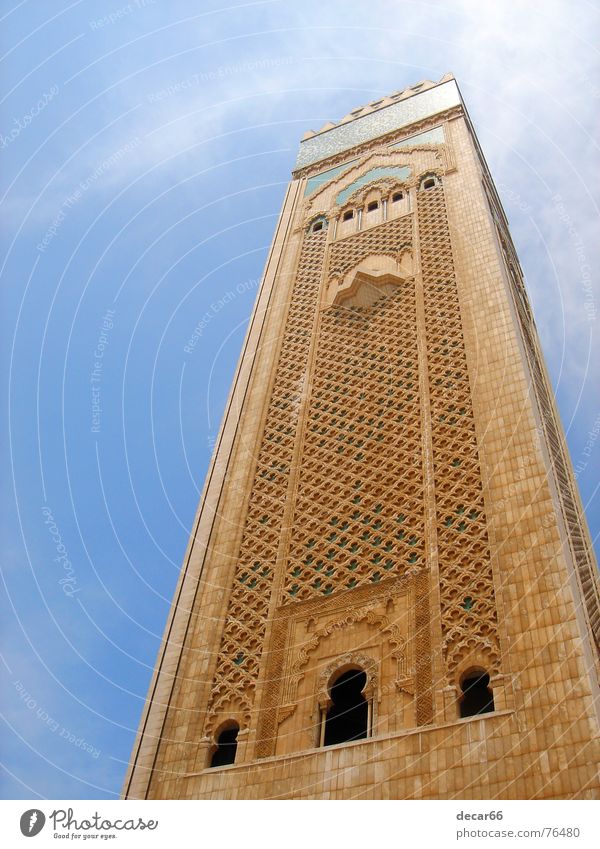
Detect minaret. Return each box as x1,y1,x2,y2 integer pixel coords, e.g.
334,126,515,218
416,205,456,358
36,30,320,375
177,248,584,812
124,74,600,800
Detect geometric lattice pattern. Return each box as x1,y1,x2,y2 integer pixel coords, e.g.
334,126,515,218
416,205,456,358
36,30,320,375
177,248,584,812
203,229,327,732
418,183,500,679
328,213,412,282
283,237,424,601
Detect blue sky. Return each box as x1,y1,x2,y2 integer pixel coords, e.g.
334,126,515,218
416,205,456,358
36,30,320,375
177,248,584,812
1,0,598,799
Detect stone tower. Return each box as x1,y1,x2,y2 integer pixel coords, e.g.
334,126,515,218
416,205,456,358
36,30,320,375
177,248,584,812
124,74,600,800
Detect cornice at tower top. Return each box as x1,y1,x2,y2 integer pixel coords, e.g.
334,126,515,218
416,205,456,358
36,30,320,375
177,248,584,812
295,73,459,171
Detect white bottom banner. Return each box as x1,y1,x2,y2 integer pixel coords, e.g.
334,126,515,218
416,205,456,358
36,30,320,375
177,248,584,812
0,799,598,848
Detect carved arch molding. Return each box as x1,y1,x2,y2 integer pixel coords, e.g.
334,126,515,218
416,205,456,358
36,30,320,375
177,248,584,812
253,597,413,759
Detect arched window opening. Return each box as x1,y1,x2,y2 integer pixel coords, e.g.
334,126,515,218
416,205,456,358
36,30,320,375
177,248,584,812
323,668,369,746
209,722,239,768
459,671,494,718
309,215,328,234
420,175,439,191
392,191,404,202
367,200,379,212
343,210,354,221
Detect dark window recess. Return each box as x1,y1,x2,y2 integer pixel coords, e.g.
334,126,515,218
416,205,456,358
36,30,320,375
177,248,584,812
423,178,436,190
324,669,368,746
312,221,323,232
392,192,404,202
343,210,354,221
367,201,379,212
459,672,494,718
209,724,239,767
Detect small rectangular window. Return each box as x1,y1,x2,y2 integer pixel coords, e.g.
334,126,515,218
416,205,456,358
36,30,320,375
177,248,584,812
367,201,379,212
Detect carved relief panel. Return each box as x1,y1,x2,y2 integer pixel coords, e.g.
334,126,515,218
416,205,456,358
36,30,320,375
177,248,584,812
258,583,414,758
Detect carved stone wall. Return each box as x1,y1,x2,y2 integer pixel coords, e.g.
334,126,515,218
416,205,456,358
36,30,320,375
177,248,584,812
282,218,423,603
328,214,412,281
417,182,500,679
201,227,327,734
255,583,413,758
200,174,502,752
250,206,438,758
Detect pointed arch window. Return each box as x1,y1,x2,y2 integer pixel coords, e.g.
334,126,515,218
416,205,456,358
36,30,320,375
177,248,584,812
459,669,495,718
321,667,370,746
209,722,239,768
